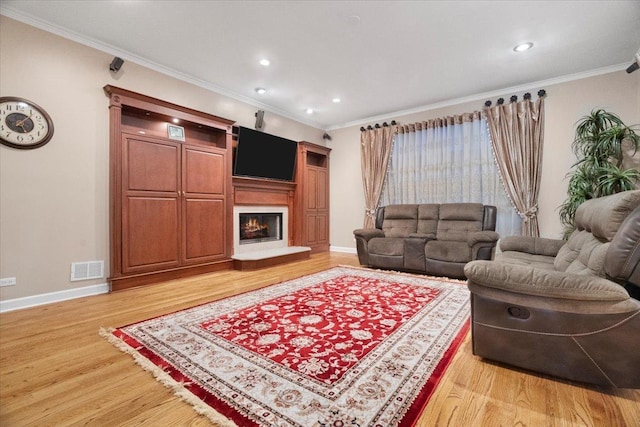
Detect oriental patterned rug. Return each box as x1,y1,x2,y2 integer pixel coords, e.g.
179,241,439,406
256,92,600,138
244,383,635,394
101,266,470,427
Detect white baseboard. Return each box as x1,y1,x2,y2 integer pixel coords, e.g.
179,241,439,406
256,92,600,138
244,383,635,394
0,283,109,313
330,246,357,254
0,251,356,313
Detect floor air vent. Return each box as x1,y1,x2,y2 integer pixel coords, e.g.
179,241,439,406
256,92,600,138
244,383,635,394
70,261,104,281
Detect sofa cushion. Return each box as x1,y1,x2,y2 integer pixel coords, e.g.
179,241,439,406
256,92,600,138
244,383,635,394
381,205,418,237
575,190,640,241
498,251,556,270
426,240,472,263
368,237,405,256
417,204,439,238
436,203,484,241
606,206,640,287
554,191,640,276
554,230,609,276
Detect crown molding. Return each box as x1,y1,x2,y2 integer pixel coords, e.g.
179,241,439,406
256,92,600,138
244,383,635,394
326,63,629,131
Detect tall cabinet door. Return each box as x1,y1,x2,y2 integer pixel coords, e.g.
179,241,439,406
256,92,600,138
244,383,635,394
295,142,331,252
182,145,227,264
314,167,329,246
305,166,329,246
122,135,181,274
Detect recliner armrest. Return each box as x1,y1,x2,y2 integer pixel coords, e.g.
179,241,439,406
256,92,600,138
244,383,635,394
499,235,565,257
353,228,385,241
464,260,629,301
467,231,499,246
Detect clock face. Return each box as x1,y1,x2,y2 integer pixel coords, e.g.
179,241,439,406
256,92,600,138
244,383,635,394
0,97,54,149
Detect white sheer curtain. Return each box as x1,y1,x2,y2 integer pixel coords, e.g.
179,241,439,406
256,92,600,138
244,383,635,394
381,113,521,237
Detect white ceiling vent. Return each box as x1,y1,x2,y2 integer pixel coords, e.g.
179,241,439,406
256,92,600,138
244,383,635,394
70,261,104,281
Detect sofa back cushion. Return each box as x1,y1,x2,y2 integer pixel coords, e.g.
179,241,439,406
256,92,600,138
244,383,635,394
554,190,640,276
605,205,640,288
554,231,609,276
417,204,440,238
381,204,419,237
436,203,484,242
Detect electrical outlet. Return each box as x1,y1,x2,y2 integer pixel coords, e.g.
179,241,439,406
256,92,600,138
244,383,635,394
0,277,17,287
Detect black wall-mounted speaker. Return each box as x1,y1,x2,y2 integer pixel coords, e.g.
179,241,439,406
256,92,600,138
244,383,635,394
255,110,265,131
109,57,124,72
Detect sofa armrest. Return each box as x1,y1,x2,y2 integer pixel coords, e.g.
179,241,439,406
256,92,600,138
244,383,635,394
464,260,629,301
467,231,499,246
353,228,385,241
499,235,565,257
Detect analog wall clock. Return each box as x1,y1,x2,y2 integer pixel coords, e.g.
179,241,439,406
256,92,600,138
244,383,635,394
0,96,54,149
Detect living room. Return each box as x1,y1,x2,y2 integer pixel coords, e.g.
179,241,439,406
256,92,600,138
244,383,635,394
1,1,639,426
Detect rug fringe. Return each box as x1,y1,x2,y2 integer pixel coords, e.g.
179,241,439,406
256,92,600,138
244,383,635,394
98,328,238,427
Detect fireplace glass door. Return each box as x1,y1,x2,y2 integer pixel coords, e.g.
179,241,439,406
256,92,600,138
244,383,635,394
239,213,283,245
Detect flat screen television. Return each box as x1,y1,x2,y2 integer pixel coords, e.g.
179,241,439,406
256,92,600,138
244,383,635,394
233,126,298,181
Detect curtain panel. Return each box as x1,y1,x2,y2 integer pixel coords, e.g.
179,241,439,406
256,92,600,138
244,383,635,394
484,96,545,237
381,112,521,237
360,125,396,228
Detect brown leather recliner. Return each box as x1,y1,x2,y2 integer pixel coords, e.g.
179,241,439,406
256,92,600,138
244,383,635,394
464,190,640,388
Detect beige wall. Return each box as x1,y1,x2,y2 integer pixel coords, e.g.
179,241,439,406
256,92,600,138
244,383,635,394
328,70,640,250
0,17,324,301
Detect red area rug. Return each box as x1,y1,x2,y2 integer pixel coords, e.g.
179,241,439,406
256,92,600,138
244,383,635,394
101,266,470,426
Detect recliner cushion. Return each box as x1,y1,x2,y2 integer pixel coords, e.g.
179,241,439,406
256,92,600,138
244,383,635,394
426,240,472,263
417,204,439,238
575,191,640,241
605,206,640,287
436,203,484,241
555,191,640,276
498,251,556,270
381,205,418,237
368,237,405,256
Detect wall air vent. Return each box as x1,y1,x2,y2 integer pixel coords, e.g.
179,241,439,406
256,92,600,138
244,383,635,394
70,261,104,281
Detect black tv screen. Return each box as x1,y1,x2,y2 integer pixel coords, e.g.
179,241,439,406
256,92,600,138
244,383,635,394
233,126,298,181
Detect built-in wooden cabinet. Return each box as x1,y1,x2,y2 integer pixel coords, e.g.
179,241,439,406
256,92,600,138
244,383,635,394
105,86,235,291
294,141,331,252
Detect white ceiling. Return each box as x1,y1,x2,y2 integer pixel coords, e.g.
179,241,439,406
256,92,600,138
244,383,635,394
2,1,639,130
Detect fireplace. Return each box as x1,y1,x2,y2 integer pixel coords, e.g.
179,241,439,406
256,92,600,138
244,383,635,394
239,212,282,244
233,206,289,254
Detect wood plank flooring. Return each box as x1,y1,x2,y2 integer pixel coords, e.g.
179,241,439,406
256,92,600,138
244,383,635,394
1,252,638,426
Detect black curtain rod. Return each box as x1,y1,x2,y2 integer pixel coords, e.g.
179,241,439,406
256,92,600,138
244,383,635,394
360,120,397,132
484,89,546,107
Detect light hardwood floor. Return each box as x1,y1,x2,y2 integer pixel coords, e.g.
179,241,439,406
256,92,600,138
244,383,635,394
1,252,638,426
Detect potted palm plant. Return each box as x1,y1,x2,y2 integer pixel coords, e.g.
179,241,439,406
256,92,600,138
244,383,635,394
559,109,640,238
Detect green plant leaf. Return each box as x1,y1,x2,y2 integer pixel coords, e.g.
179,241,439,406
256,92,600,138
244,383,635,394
560,108,640,237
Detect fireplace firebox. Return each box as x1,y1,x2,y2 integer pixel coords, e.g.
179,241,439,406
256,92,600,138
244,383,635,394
239,212,283,245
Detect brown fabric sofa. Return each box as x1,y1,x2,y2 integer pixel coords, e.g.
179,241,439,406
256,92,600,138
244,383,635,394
354,203,498,279
464,190,640,388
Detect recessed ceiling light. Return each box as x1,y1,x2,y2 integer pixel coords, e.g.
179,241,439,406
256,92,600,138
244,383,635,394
259,59,270,66
172,118,180,124
306,108,314,114
255,87,267,94
513,42,534,52
332,98,341,103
